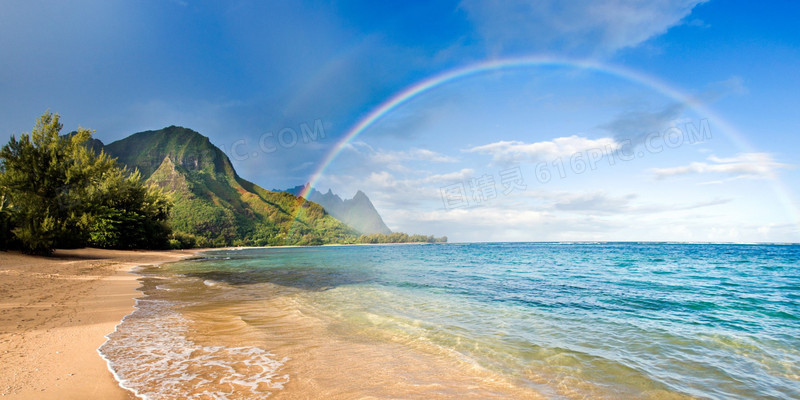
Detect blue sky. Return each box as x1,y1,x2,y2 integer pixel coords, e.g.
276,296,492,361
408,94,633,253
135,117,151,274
1,0,798,242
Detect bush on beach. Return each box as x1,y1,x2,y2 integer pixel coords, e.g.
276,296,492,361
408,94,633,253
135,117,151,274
0,112,172,255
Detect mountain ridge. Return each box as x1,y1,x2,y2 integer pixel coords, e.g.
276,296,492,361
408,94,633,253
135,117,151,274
283,185,392,235
96,126,358,247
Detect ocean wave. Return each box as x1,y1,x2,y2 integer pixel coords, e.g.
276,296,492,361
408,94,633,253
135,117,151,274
203,279,221,287
99,299,289,400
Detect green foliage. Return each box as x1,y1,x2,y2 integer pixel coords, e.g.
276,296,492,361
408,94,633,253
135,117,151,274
105,126,362,247
0,191,13,250
0,112,173,254
84,168,172,249
168,231,207,249
356,232,447,244
1,118,443,252
105,126,234,178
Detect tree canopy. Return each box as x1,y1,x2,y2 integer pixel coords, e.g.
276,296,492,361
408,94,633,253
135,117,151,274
0,112,172,255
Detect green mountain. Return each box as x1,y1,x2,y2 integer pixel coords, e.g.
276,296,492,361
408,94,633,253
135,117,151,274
99,126,358,247
284,185,392,235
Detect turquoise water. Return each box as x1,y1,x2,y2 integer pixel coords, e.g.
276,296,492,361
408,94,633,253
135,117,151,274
102,243,800,399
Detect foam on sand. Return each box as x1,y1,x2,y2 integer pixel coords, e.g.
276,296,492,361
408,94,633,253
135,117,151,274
99,298,289,400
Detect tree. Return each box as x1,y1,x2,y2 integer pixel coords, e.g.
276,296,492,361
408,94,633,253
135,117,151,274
0,112,172,254
0,190,12,250
84,168,172,249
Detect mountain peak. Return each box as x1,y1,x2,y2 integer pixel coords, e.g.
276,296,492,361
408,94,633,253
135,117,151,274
283,186,391,235
148,156,189,193
104,126,235,179
281,184,309,196
97,128,357,247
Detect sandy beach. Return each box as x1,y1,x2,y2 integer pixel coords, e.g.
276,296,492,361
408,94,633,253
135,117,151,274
0,248,197,399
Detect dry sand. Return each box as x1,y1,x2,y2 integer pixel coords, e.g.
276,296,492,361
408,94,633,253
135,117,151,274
0,248,198,399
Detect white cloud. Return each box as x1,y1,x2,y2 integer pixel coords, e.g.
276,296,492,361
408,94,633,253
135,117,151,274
392,207,547,226
344,142,458,172
364,171,396,188
464,135,619,165
460,0,707,56
384,204,626,242
339,169,475,210
701,76,748,101
553,191,636,214
519,190,729,215
362,168,474,189
420,169,475,184
371,148,458,164
650,153,795,180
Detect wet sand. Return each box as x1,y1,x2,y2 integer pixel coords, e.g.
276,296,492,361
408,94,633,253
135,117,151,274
0,248,196,399
104,269,548,400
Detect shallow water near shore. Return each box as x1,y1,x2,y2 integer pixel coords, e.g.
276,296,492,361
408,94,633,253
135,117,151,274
100,243,800,399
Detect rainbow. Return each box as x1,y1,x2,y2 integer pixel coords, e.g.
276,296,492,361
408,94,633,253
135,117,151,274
292,56,800,238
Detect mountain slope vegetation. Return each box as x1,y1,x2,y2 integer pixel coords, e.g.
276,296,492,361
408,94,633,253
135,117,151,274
103,126,358,247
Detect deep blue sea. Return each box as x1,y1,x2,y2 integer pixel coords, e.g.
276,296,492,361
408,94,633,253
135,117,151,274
101,243,800,399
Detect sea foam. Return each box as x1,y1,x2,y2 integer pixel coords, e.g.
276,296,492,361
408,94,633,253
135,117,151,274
99,298,288,400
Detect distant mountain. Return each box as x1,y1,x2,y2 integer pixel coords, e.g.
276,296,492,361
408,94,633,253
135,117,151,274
96,126,358,246
284,185,392,235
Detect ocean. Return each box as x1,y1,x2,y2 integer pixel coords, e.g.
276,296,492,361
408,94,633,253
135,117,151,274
99,243,800,399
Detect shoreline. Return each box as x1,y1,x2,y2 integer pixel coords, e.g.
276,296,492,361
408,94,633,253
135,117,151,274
0,248,200,399
98,246,548,399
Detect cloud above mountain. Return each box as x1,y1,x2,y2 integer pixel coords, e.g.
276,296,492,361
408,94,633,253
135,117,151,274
460,0,707,56
464,136,619,165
